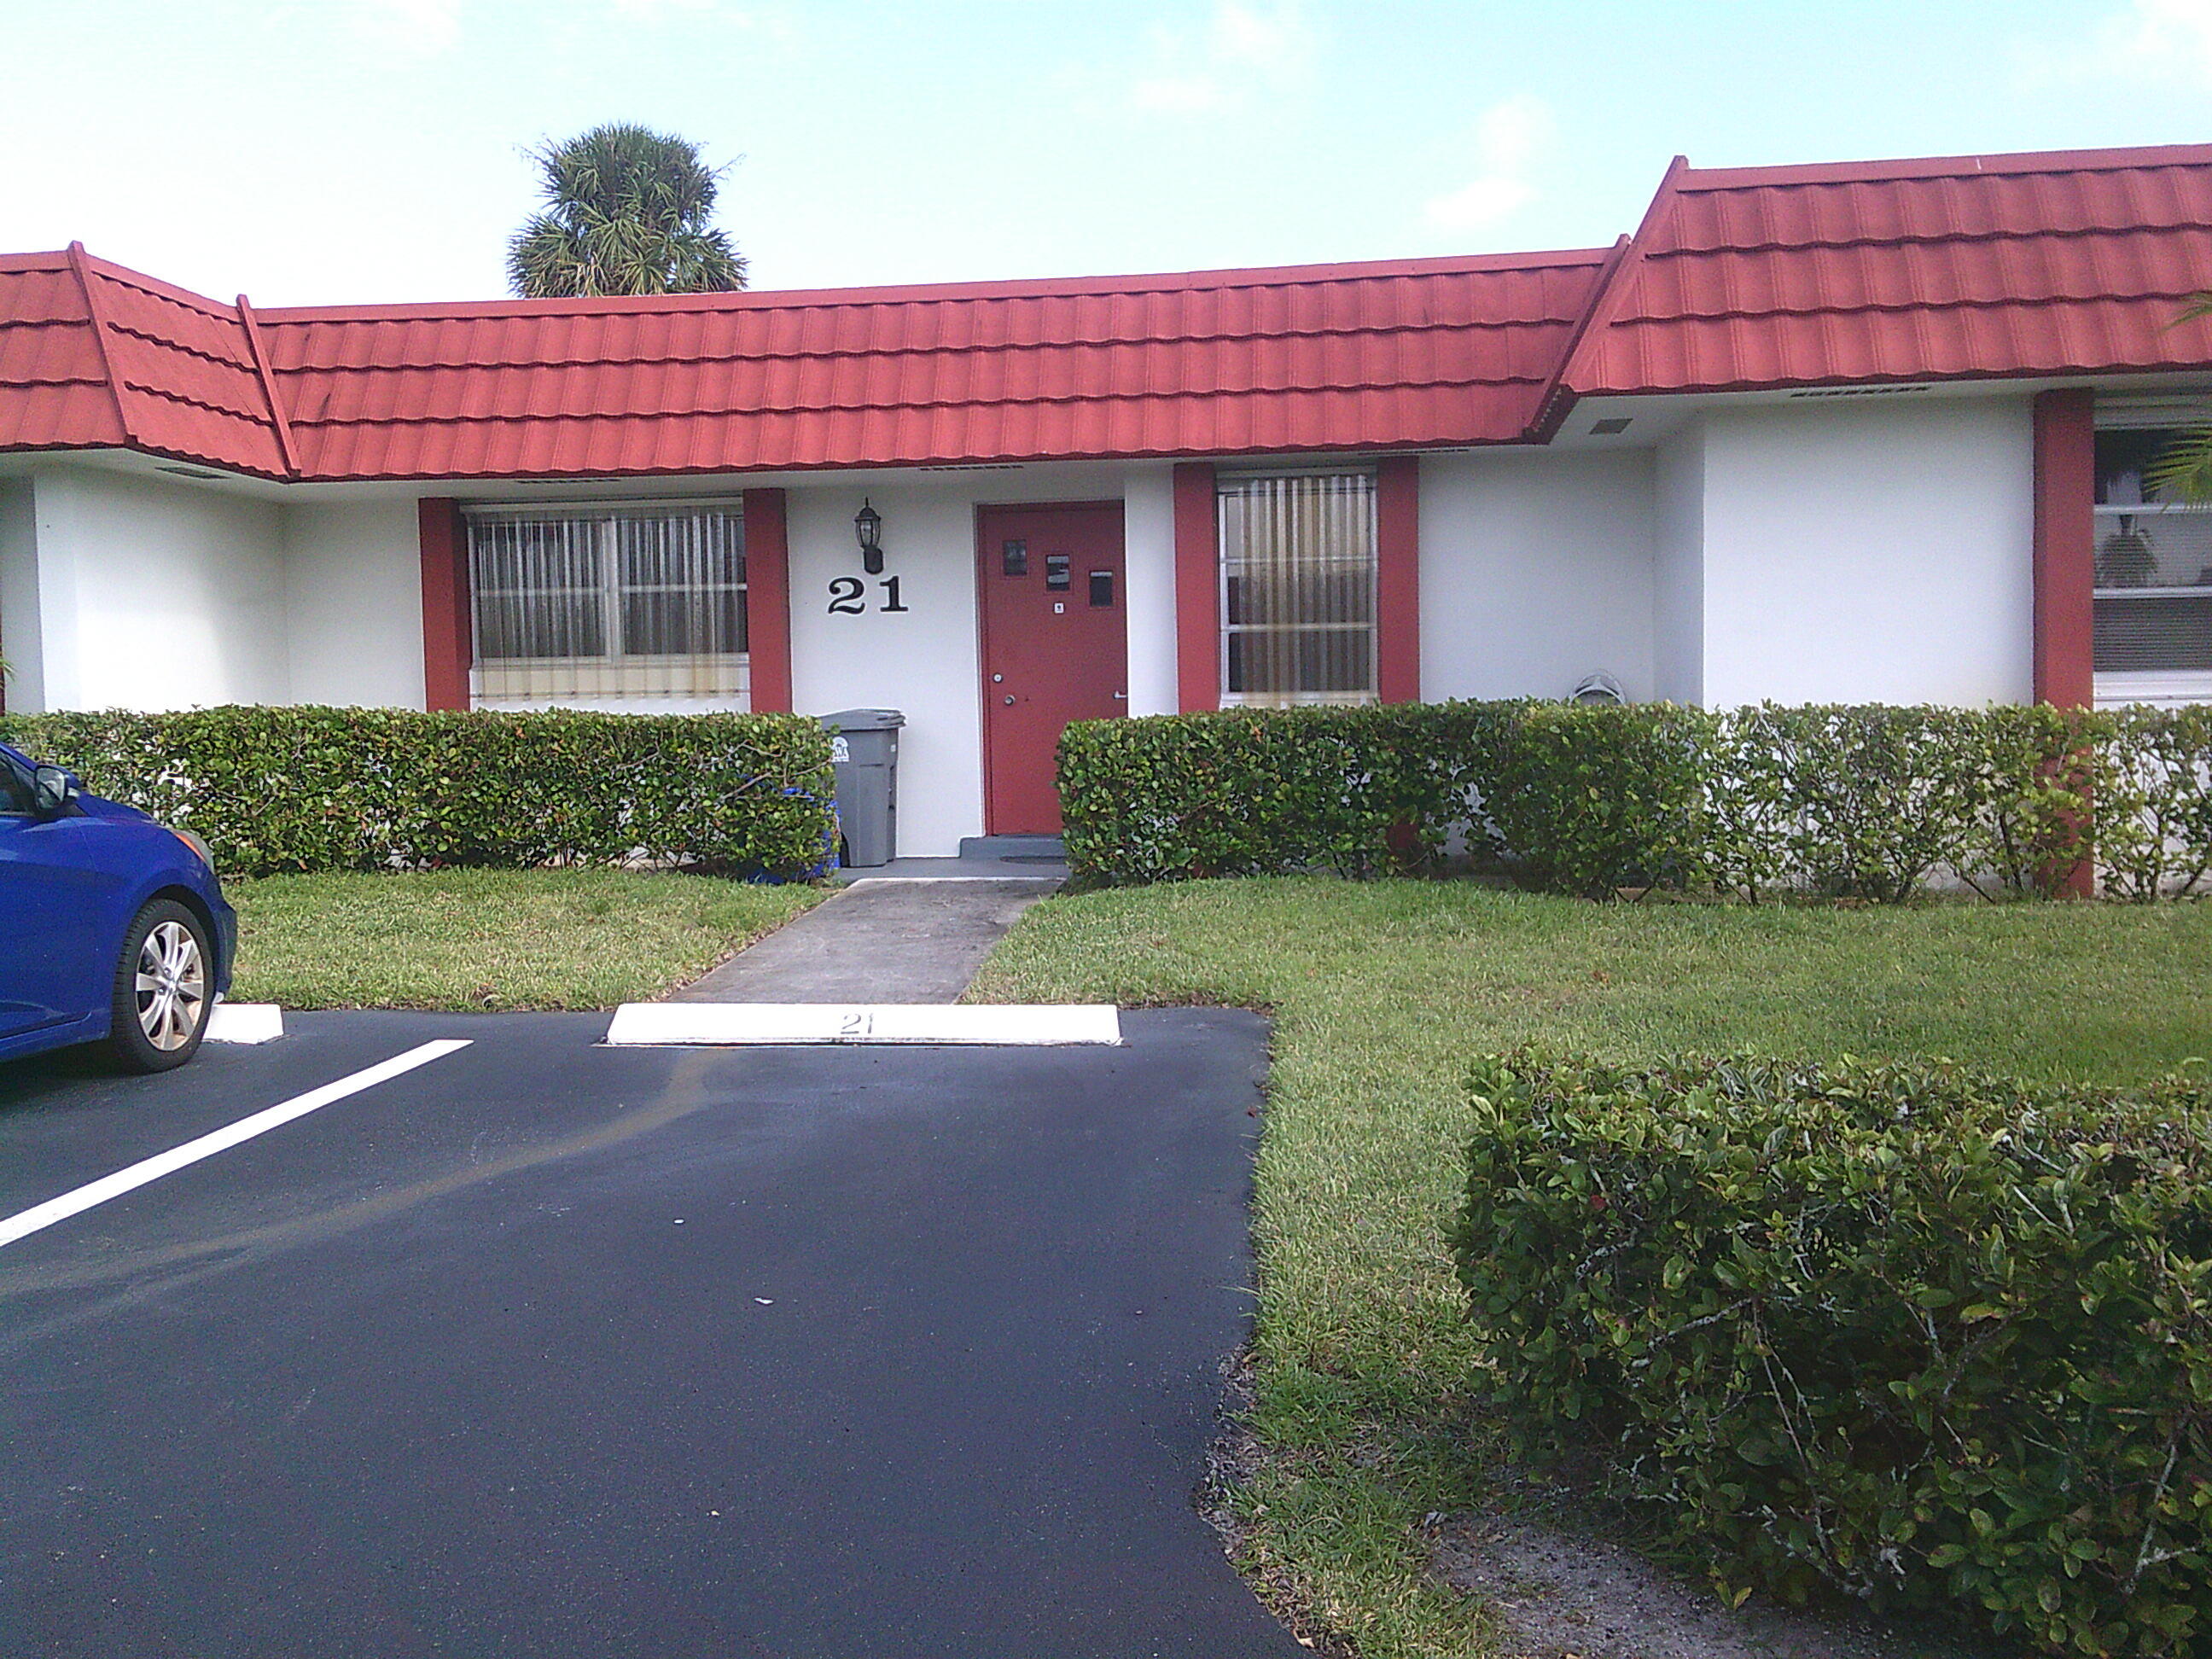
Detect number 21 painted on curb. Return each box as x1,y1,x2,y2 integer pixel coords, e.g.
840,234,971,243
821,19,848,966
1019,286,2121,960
827,577,910,615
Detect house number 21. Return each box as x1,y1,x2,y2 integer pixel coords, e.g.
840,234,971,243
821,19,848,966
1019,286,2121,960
827,577,911,614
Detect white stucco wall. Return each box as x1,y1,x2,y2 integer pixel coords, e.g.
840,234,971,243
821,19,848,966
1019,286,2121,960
0,480,38,710
786,481,988,858
9,466,288,712
282,498,426,708
1652,421,1706,704
1121,466,1178,717
1696,397,2034,707
1418,449,1656,702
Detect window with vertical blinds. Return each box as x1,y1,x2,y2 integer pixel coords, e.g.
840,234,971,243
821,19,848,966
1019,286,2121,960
1218,471,1377,707
466,504,747,703
2093,424,2212,691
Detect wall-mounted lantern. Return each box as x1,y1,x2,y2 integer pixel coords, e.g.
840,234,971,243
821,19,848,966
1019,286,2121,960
854,498,885,575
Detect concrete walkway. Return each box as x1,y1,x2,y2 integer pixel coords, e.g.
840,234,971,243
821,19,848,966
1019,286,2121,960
672,876,1059,1004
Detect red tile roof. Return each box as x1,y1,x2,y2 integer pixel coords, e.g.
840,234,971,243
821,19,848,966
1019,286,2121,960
8,143,2212,482
249,252,1607,480
0,253,129,455
1553,144,2212,414
0,247,288,477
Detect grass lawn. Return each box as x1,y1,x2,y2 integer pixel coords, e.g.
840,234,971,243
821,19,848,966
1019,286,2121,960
967,878,2212,1657
226,869,824,1010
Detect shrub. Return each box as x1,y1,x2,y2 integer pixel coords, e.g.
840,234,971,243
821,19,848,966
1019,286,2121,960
1450,1052,2212,1655
1476,701,1714,897
2094,705,2212,901
1708,704,2090,902
1057,704,1511,883
0,705,836,879
1055,700,2207,901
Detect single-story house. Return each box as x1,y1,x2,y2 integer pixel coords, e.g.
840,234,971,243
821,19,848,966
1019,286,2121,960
3,142,2210,856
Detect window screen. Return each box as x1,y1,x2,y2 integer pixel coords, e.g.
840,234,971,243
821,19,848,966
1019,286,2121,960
1219,472,1377,707
2093,427,2212,678
468,505,746,701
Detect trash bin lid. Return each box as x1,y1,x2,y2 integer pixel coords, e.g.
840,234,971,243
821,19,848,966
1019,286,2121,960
820,708,905,731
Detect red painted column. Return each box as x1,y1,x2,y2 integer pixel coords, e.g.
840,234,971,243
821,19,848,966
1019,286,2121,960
417,498,471,712
1173,463,1220,713
742,486,795,713
1376,454,1421,703
2031,389,2097,897
2033,388,2096,709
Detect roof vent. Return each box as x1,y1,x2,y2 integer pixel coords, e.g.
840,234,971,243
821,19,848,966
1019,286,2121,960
155,464,221,480
1588,417,1632,436
1787,384,1931,399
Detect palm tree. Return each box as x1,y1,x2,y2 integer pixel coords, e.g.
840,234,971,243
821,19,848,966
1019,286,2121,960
2145,294,2212,499
508,124,748,299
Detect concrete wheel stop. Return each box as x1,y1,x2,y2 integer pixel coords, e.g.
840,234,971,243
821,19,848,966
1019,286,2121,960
603,1004,1122,1047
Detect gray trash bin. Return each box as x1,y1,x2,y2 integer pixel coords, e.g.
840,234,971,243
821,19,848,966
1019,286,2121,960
820,708,905,868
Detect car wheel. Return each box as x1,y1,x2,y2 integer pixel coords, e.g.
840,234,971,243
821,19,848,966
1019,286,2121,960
108,899,212,1074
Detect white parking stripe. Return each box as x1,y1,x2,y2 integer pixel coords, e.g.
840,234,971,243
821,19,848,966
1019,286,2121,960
0,1039,472,1251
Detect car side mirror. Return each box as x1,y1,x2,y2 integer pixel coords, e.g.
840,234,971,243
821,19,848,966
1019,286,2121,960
31,765,79,818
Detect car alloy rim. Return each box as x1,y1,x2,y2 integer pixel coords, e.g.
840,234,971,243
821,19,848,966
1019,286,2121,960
135,920,207,1051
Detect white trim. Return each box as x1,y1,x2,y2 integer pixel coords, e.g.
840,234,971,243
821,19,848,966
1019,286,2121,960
2094,396,2212,429
2095,669,2212,707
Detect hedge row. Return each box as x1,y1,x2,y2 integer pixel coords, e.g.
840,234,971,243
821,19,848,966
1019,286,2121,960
0,706,838,879
1450,1053,2212,1656
1057,701,2212,899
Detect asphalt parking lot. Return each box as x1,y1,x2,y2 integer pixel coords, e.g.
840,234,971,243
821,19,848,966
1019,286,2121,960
0,1008,1302,1659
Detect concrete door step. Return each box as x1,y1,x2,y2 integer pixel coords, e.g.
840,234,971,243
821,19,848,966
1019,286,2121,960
605,1004,1121,1047
957,834,1066,863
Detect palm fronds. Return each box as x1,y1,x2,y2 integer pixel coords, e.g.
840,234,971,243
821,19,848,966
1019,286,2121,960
508,124,747,299
2145,294,2212,501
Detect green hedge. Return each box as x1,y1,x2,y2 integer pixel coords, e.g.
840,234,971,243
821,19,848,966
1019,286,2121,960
1055,704,1504,881
1707,703,2093,903
0,706,837,879
1475,702,1709,897
1057,701,2212,900
1449,1052,2212,1656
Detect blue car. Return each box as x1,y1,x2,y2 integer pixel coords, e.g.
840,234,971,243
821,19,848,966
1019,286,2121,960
0,741,236,1073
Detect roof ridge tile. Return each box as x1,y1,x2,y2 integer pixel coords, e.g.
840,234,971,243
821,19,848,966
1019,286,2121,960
250,247,1611,326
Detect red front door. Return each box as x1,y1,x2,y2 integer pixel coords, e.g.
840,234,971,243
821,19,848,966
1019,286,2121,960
978,502,1126,835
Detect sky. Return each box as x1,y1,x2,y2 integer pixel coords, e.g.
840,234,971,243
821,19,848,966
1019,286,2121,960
5,0,2212,307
